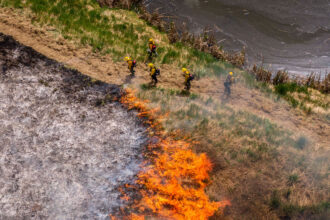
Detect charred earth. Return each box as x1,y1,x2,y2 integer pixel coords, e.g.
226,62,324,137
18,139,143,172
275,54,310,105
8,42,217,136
0,33,147,219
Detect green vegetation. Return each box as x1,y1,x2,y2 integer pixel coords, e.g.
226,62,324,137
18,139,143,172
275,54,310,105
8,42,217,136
270,190,329,218
3,0,327,114
2,0,329,107
270,191,282,209
288,174,299,185
273,82,329,112
1,0,229,75
1,1,328,219
138,86,295,164
137,86,329,219
274,82,308,96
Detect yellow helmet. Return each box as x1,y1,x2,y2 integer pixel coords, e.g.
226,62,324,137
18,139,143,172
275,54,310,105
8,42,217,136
182,68,187,72
124,56,131,61
148,63,154,68
229,72,233,76
149,38,154,42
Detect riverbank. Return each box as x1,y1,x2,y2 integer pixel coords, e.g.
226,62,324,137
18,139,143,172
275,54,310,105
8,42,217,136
146,0,330,75
0,1,329,219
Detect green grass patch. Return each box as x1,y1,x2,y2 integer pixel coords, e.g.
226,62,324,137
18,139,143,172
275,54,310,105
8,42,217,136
275,82,308,96
137,87,295,165
288,174,299,185
272,82,327,111
3,0,232,72
161,49,180,64
269,190,329,218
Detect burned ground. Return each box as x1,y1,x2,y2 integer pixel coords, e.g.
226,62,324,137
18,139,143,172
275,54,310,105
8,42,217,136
0,3,329,219
0,33,147,219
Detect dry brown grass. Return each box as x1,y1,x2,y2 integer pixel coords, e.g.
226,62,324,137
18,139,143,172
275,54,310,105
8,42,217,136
97,0,143,9
273,70,289,85
252,64,272,83
97,0,246,68
96,0,328,95
1,2,329,219
136,86,330,219
251,65,329,94
305,72,330,93
167,22,180,44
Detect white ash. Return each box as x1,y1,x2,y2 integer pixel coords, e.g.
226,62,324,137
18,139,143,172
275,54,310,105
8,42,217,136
0,34,147,219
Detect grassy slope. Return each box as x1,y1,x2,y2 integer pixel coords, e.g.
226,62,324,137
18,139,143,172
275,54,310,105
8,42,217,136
3,0,328,112
137,87,329,219
1,0,329,219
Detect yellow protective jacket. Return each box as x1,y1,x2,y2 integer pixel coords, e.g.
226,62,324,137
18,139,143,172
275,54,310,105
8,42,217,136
225,74,234,84
183,71,190,83
150,67,156,76
149,41,155,51
127,60,133,69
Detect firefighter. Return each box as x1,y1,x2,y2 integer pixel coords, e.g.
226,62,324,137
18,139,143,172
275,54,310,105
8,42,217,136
124,56,136,75
182,68,195,91
148,63,160,86
224,71,234,97
147,38,158,59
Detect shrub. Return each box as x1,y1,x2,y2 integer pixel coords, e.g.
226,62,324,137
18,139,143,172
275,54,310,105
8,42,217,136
270,191,281,209
275,83,296,95
252,65,271,83
288,174,299,185
13,0,22,8
275,82,308,96
295,136,308,150
273,70,289,85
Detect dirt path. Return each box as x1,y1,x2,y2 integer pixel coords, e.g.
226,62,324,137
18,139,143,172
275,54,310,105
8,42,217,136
0,7,126,84
0,7,329,150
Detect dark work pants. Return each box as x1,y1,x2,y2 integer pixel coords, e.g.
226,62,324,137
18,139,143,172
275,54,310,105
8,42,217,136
185,80,191,90
152,75,158,84
224,82,231,96
129,66,135,75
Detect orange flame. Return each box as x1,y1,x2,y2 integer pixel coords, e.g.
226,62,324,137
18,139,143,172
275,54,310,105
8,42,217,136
115,88,230,219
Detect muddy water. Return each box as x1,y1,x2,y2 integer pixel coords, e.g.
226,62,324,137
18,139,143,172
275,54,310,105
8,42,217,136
146,0,330,75
0,34,147,219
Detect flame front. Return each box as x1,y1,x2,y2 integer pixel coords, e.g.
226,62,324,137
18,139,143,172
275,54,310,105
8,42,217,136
116,88,230,219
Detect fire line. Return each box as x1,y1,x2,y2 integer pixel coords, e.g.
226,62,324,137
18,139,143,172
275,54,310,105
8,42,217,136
111,88,230,219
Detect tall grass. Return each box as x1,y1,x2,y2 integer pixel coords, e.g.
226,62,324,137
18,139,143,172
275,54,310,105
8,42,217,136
137,86,295,157
1,0,230,75
1,2,329,219
2,0,327,112
273,81,328,111
135,86,329,219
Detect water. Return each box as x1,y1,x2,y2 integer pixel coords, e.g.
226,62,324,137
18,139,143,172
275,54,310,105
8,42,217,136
146,0,330,75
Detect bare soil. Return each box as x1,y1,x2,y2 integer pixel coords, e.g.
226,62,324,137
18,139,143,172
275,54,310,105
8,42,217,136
0,7,329,219
0,7,327,149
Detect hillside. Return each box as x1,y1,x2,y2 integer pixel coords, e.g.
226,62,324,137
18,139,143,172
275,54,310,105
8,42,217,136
0,1,329,219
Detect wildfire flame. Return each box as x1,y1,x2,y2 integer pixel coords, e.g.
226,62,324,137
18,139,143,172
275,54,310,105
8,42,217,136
115,88,230,219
